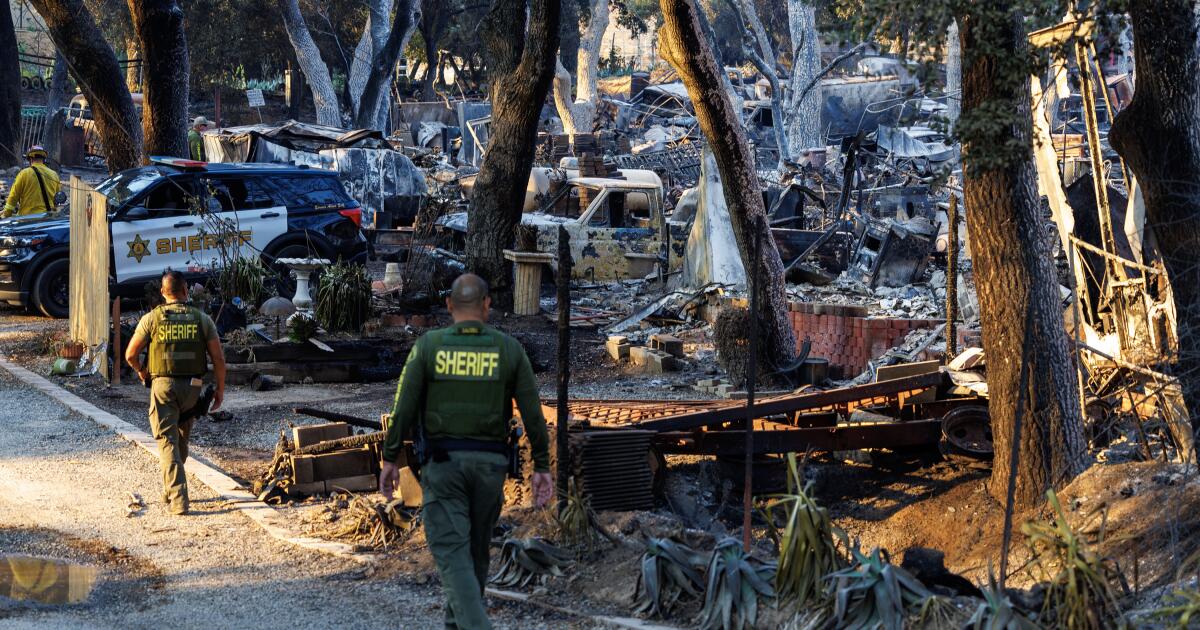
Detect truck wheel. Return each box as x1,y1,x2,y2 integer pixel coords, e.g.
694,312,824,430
32,258,69,318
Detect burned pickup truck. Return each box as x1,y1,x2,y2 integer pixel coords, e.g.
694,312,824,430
436,176,688,281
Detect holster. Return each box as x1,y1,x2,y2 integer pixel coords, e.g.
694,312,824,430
507,420,524,480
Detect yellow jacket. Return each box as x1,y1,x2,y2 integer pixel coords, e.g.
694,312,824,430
2,164,61,218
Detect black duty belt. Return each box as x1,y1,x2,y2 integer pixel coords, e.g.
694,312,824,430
428,438,506,462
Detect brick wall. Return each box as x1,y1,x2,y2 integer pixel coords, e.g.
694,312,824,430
787,302,942,379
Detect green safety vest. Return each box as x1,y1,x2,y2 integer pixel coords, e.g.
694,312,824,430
421,324,514,441
148,304,208,377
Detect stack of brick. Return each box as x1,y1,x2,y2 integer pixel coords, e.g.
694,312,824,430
577,151,607,177
552,134,572,161
786,302,943,379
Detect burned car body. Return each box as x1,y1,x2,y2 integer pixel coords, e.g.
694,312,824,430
437,178,688,281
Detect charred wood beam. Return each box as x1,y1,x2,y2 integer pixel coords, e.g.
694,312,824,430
654,419,943,455
295,431,385,455
629,371,944,433
293,407,383,431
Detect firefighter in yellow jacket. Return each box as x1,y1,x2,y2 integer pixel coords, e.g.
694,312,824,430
2,146,60,218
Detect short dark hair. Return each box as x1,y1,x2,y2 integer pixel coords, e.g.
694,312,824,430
161,269,187,297
450,273,488,310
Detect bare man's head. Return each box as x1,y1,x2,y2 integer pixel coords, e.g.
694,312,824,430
447,273,490,322
160,270,188,303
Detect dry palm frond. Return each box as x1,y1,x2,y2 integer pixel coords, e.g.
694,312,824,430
698,537,777,630
633,537,706,618
966,571,1043,630
1021,490,1126,629
489,538,574,588
329,494,418,550
825,547,932,630
762,452,845,609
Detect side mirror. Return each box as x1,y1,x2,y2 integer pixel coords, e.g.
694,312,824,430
122,206,150,221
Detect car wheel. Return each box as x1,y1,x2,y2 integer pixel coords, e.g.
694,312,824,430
32,258,69,319
266,243,326,299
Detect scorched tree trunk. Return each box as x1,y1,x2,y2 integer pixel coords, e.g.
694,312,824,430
0,0,20,168
958,9,1088,509
658,0,798,368
129,0,189,159
465,0,560,308
28,0,141,172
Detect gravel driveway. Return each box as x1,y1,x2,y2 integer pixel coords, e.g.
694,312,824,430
0,367,585,629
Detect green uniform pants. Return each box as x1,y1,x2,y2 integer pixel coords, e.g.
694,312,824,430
149,377,200,513
421,450,507,630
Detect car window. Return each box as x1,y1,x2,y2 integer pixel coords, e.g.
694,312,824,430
204,176,278,212
270,175,350,209
96,168,161,207
141,177,197,217
590,191,649,229
627,192,653,228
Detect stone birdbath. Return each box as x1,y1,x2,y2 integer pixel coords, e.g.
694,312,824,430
276,257,330,324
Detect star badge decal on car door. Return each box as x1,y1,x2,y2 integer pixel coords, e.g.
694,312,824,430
127,234,151,263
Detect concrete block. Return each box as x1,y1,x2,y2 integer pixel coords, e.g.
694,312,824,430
292,423,352,449
697,378,720,387
606,336,631,361
716,383,736,398
629,345,651,366
650,334,684,358
641,350,678,374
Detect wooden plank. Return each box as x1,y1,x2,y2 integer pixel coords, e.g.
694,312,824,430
325,474,377,493
877,360,940,405
68,178,110,380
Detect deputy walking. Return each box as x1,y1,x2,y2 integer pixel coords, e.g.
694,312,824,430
2,146,60,218
380,274,553,630
125,270,226,515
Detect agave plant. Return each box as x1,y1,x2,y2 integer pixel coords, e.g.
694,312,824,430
489,538,574,589
762,453,846,609
315,260,372,333
966,571,1043,630
698,537,777,630
1021,490,1126,628
633,537,706,618
555,477,596,548
824,546,932,630
912,594,973,630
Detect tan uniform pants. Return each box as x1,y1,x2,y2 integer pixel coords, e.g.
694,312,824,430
149,377,200,511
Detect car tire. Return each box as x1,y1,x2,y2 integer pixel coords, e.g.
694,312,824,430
32,258,69,319
266,242,327,299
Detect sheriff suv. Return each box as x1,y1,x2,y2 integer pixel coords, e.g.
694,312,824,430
0,159,368,318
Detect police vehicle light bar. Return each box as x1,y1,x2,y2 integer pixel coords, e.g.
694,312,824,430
149,156,208,171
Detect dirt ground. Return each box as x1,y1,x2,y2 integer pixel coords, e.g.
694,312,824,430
4,291,1198,626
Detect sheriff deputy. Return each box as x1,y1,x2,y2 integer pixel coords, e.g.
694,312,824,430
125,270,226,515
380,273,552,630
